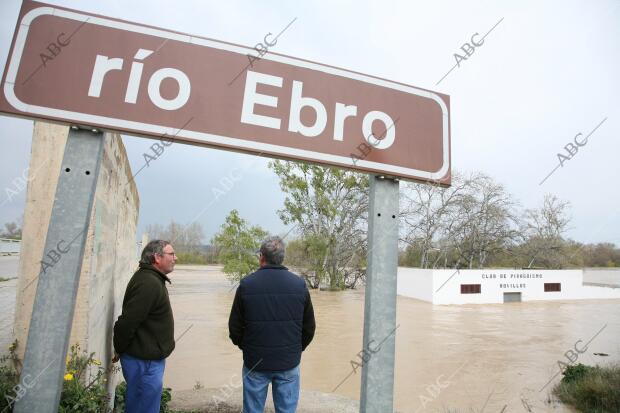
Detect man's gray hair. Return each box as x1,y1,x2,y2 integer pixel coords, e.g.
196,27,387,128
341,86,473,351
140,240,171,265
260,236,286,265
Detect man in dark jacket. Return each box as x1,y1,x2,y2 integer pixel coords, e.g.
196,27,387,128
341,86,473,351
229,235,316,413
113,240,176,413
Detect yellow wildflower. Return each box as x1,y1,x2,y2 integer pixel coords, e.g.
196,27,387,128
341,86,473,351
92,359,102,366
63,373,74,381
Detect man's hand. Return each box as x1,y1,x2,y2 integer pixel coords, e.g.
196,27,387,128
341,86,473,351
112,352,120,363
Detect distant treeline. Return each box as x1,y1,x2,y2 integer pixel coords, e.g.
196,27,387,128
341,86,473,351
0,222,21,240
398,240,620,269
141,168,618,290
147,237,620,270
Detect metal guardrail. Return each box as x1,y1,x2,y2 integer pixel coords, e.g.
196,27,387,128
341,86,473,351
0,238,21,255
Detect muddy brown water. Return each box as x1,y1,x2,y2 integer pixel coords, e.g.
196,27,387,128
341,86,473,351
164,266,620,412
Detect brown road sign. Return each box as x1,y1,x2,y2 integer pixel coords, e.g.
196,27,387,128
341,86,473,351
1,1,451,183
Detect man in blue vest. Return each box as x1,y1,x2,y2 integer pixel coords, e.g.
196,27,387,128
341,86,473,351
229,235,316,413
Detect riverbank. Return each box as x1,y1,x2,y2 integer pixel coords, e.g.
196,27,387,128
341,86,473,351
169,388,359,412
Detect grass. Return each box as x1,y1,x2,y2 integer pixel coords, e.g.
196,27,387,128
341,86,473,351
552,363,620,412
0,277,10,282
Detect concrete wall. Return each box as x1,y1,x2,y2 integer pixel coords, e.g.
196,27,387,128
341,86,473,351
433,269,586,304
13,121,139,379
397,268,620,304
396,267,434,302
0,239,21,255
583,268,620,287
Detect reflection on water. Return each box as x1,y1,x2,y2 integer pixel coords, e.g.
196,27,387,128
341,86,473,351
164,266,619,412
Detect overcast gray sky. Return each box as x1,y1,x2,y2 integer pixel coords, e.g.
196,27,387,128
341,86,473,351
0,0,618,245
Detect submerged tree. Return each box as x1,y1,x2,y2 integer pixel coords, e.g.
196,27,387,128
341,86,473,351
520,194,571,268
212,209,267,284
400,172,469,268
448,173,521,268
400,172,520,269
270,160,368,289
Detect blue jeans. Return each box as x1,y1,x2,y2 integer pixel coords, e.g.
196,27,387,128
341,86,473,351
120,353,166,413
242,364,300,413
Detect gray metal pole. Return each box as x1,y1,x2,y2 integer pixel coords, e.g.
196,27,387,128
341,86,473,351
14,127,104,413
360,175,399,413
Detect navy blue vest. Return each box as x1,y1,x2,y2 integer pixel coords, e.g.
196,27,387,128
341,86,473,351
238,265,308,371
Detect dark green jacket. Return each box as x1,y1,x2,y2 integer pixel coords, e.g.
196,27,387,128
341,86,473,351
113,263,175,360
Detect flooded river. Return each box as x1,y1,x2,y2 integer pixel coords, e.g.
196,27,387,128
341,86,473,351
164,266,620,412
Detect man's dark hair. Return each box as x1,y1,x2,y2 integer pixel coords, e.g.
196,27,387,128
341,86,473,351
140,240,171,265
260,236,286,265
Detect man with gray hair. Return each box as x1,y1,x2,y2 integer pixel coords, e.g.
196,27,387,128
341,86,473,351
113,240,177,413
229,235,316,413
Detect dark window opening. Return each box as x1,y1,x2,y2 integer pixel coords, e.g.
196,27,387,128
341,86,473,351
461,284,481,294
544,283,561,292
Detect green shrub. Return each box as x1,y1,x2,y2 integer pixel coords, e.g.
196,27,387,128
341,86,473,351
113,381,126,412
553,363,620,412
1,342,187,413
114,381,173,413
59,343,112,412
1,341,113,412
561,363,594,383
0,341,20,412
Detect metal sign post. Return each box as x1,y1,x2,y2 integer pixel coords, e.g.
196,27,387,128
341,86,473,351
360,176,399,413
14,127,104,413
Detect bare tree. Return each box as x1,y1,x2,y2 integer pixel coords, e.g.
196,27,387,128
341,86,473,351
183,222,205,252
144,223,164,240
144,220,204,252
448,174,520,268
523,194,570,239
521,194,571,268
401,172,520,269
400,172,469,268
2,222,21,239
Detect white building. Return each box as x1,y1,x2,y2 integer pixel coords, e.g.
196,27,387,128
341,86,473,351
397,268,620,304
